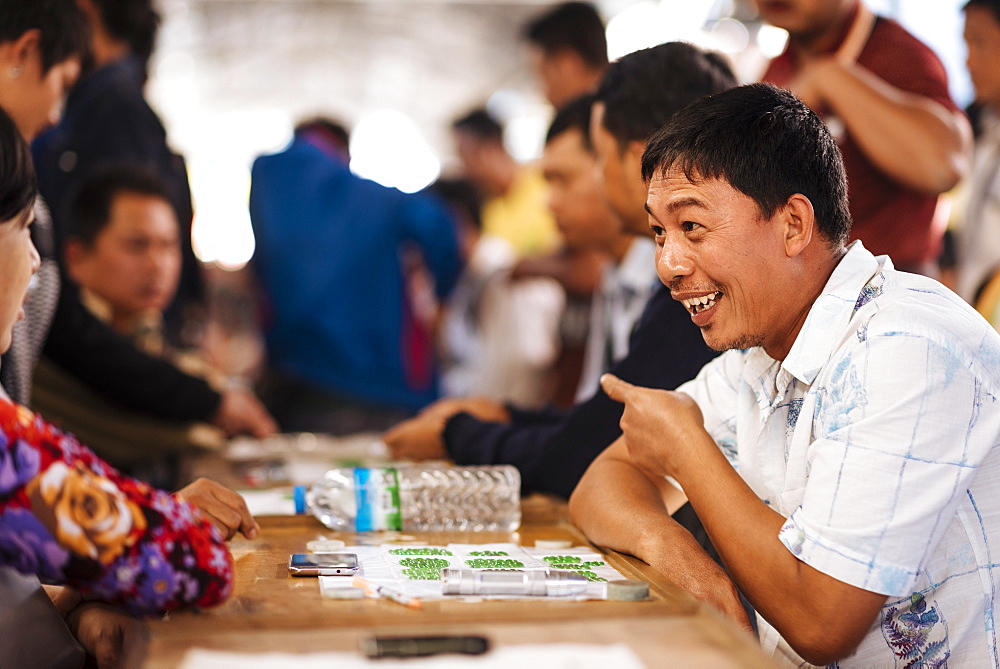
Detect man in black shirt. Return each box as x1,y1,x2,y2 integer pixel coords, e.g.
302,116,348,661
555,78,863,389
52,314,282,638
384,42,737,499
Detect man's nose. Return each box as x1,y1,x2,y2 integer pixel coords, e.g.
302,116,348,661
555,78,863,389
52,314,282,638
657,237,693,282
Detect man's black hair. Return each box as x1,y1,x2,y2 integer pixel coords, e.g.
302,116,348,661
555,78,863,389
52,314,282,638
0,0,90,74
595,42,736,150
295,117,351,154
963,0,1000,23
641,83,851,246
452,108,503,143
524,2,608,70
545,93,594,152
90,0,159,74
69,164,175,246
0,107,36,223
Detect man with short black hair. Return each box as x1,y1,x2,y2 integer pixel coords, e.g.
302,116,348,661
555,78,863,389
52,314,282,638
572,82,1000,666
64,165,181,352
523,1,608,109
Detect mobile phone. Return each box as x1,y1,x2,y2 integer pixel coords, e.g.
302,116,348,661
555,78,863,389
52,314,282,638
287,552,360,576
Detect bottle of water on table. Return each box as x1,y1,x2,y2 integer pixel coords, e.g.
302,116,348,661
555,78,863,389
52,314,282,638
304,465,521,532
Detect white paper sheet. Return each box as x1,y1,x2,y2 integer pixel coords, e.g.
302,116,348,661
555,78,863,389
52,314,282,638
180,643,648,669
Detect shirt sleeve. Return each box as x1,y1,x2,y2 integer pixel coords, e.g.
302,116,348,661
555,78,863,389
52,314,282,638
446,287,720,499
0,399,232,616
42,278,222,422
778,310,1000,596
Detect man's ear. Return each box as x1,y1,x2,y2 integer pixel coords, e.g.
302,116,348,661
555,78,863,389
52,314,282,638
622,139,645,183
63,239,89,283
781,193,816,258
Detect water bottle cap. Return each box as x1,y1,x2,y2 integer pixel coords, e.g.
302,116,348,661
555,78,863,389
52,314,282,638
293,485,307,514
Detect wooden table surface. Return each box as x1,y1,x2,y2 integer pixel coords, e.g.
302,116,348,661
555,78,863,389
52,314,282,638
128,495,776,668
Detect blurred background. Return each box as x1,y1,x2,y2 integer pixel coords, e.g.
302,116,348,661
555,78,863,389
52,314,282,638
144,0,972,269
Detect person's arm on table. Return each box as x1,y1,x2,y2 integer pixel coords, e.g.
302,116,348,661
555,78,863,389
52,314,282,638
382,396,511,461
598,374,886,664
44,280,276,438
569,435,751,631
791,58,971,194
43,478,257,667
0,399,234,617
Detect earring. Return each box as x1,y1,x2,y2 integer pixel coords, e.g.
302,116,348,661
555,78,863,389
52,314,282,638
10,65,23,79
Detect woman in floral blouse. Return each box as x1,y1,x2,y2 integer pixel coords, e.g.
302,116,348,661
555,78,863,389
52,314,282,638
0,96,234,616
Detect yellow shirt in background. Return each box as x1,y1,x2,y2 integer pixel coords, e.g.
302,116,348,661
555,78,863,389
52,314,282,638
481,167,560,258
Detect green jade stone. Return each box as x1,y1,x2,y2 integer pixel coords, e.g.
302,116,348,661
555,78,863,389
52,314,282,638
402,568,442,580
398,557,450,569
468,550,509,556
571,570,606,582
542,555,581,564
388,547,453,556
465,558,524,569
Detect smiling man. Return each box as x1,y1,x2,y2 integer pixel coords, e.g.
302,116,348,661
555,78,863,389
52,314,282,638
570,83,1000,666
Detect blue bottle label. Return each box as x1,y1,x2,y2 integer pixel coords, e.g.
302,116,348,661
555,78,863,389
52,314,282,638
353,467,402,532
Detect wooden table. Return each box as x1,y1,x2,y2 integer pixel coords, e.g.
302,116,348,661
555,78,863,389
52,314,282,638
127,495,776,667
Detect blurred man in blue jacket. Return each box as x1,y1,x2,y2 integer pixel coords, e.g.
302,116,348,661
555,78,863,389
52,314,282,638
249,119,462,433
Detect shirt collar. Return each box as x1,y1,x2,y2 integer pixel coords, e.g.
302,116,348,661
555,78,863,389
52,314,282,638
608,237,658,295
780,241,889,384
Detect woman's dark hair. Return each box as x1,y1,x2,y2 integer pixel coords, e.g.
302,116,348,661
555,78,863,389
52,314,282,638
641,83,851,246
0,0,90,74
0,107,37,223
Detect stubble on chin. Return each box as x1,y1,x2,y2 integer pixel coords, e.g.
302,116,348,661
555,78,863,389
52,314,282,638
700,325,764,352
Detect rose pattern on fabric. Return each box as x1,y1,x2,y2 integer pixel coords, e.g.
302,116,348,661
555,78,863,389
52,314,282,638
0,398,233,615
26,461,147,564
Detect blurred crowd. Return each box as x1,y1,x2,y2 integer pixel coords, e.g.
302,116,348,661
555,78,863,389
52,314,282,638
1,0,999,664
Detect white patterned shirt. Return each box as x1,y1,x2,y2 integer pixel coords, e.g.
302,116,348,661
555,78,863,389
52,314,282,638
678,241,1000,667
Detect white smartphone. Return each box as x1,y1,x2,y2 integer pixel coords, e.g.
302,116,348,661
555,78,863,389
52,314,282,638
288,552,360,576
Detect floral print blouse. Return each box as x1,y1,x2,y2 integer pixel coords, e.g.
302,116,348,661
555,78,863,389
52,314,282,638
0,398,232,616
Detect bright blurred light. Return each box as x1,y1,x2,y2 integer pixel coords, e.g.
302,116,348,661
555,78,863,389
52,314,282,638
349,110,440,193
606,0,717,60
756,24,789,59
488,88,550,163
188,109,292,270
606,2,661,60
709,17,750,54
190,158,255,270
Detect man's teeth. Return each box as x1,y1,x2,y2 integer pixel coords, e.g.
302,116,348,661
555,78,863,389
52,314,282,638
681,292,722,314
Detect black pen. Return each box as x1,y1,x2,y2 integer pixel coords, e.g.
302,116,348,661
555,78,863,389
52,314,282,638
360,635,490,659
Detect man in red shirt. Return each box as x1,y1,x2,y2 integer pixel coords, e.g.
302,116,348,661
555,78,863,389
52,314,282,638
757,0,972,275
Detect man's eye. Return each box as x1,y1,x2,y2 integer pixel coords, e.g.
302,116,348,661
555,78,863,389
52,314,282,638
650,225,665,237
681,221,701,232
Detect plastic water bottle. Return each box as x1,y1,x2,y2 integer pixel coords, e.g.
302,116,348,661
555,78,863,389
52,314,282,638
304,465,521,532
